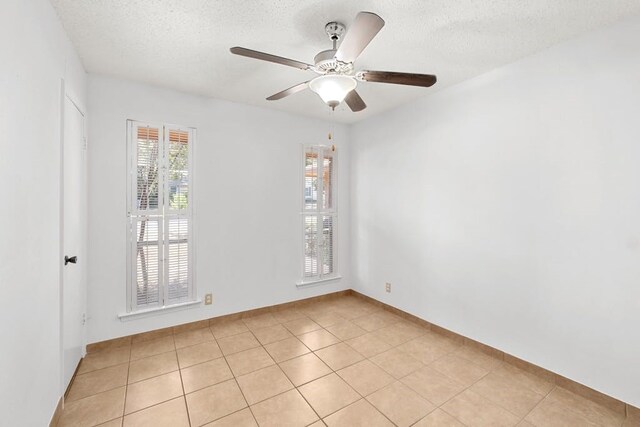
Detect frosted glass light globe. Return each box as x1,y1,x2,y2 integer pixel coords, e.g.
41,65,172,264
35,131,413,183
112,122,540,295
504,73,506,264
309,75,357,108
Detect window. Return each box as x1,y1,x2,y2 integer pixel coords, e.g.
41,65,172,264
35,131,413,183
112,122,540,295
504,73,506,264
126,121,195,312
302,145,338,283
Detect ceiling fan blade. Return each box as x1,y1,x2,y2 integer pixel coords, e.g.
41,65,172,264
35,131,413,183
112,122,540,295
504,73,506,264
360,70,437,87
230,47,312,70
344,90,366,112
266,81,310,101
335,12,385,63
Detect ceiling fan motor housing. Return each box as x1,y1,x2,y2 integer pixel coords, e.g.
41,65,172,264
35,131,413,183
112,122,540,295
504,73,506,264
314,49,353,74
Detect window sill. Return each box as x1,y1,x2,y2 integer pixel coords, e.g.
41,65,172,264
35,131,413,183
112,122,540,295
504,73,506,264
118,299,202,321
296,275,342,288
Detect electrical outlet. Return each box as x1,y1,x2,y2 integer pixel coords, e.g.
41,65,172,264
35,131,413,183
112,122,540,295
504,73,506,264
385,282,391,293
204,293,213,305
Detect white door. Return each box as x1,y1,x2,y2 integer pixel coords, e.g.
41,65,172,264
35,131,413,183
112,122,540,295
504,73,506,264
62,95,86,391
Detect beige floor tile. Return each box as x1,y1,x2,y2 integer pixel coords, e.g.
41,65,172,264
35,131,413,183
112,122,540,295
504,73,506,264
186,379,248,426
251,324,293,345
308,311,348,328
333,305,377,320
210,320,249,339
181,357,233,393
131,329,173,344
345,333,392,358
430,354,490,387
176,341,223,368
130,336,175,361
58,387,125,427
78,347,130,374
401,366,466,406
298,303,330,318
470,372,545,417
298,329,340,351
250,389,318,427
173,327,215,349
324,399,394,427
315,343,365,371
97,418,122,427
421,332,463,352
525,397,599,426
623,411,640,427
283,317,322,335
271,308,305,323
337,360,395,396
308,421,326,427
398,336,451,365
217,331,260,355
454,345,503,371
225,346,275,376
373,321,426,347
370,348,424,379
123,397,189,427
67,363,129,401
128,351,178,384
366,381,436,427
205,408,257,426
352,313,398,332
413,408,465,427
66,295,633,427
493,364,554,396
97,418,123,426
442,389,520,427
279,352,333,386
375,310,405,324
298,373,360,417
263,336,310,362
326,321,367,341
236,365,294,405
125,371,183,414
544,387,624,427
242,313,279,331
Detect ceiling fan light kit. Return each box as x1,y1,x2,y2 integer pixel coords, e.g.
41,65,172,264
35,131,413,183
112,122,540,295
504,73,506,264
230,11,437,112
309,75,357,109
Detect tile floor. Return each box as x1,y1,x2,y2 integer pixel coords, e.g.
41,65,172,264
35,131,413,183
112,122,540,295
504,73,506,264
57,296,634,427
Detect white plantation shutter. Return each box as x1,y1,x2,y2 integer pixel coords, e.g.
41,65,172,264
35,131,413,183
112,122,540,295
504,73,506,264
304,215,318,278
166,217,189,304
302,145,337,281
321,215,334,275
135,218,161,306
127,121,195,312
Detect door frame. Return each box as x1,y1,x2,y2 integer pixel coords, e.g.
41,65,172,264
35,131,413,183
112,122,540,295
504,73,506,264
59,78,87,398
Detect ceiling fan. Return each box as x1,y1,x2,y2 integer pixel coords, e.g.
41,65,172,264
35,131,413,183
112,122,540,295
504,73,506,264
230,11,437,112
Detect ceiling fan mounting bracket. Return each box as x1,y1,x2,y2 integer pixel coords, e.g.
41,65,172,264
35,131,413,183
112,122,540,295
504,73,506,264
325,22,346,42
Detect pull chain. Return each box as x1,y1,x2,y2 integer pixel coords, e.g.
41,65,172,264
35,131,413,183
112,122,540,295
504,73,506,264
328,107,336,151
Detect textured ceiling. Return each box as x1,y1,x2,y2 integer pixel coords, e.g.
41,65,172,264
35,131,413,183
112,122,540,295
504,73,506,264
50,0,640,123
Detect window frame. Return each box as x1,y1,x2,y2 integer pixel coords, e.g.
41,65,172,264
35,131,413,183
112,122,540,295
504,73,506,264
299,144,340,286
125,120,197,314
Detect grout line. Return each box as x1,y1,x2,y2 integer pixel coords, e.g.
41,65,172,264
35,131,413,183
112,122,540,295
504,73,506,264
175,348,192,427
121,345,132,421
520,385,556,426
222,354,261,426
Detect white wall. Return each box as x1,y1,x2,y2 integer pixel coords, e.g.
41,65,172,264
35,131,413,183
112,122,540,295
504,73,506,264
87,76,350,344
0,0,86,425
350,16,640,407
